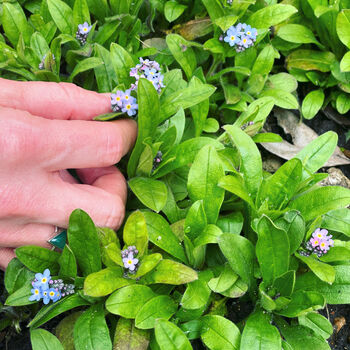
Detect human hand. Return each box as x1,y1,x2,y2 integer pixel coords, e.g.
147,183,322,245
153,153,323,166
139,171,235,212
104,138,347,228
0,79,137,269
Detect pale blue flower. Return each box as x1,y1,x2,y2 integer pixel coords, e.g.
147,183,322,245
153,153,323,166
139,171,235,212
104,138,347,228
122,252,139,271
78,22,92,35
33,269,51,290
224,27,240,47
29,287,42,302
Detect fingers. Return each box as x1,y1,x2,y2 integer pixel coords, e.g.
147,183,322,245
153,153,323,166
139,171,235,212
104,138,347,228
0,78,111,120
0,248,15,270
0,107,137,170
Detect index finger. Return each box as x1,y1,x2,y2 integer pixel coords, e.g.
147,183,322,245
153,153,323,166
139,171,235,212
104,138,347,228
0,78,111,120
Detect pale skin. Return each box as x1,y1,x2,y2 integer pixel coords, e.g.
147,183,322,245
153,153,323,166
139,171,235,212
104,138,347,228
0,78,137,270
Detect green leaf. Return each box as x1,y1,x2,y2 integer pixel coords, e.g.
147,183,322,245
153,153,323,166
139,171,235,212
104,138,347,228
240,311,281,350
113,318,150,350
322,208,350,236
256,216,290,286
194,224,223,247
185,200,207,241
74,304,112,350
110,43,135,86
15,246,60,274
143,211,187,263
187,145,225,224
287,50,336,72
216,212,243,235
336,10,350,49
299,312,333,340
58,245,77,278
155,319,192,350
273,270,295,297
47,0,73,34
128,78,160,177
164,1,187,22
252,45,275,76
260,89,299,109
166,34,196,80
340,51,350,72
224,125,262,199
336,93,350,114
276,290,325,318
84,267,132,297
5,258,34,295
294,131,338,180
106,285,156,318
67,209,102,276
296,253,335,284
201,315,240,350
5,283,36,307
56,312,82,350
267,73,298,93
31,329,64,350
208,263,238,293
30,32,50,59
69,57,103,82
277,24,320,45
302,89,325,120
123,210,148,256
129,178,168,213
290,186,350,221
135,295,177,329
73,0,90,29
218,233,255,287
181,270,213,310
140,259,198,285
247,4,298,29
94,44,117,93
28,294,90,328
133,253,162,278
275,211,305,254
258,158,302,210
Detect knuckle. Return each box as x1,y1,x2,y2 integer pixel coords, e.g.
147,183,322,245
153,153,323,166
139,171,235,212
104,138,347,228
104,195,124,229
100,127,123,165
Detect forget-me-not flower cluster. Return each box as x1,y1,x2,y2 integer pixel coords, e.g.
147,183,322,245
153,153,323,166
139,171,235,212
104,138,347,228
29,269,75,304
300,228,334,258
111,90,138,116
76,22,92,45
130,58,165,93
121,246,139,272
223,23,257,52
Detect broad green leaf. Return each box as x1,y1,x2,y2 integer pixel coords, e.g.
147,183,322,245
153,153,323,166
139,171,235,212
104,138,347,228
106,285,156,318
73,0,90,29
74,304,112,350
320,245,350,262
159,84,216,123
194,224,223,247
155,319,192,350
296,253,335,284
216,212,244,235
31,329,64,350
67,209,102,276
5,258,34,294
294,131,338,180
5,283,36,307
28,294,90,328
221,278,248,298
133,253,162,278
185,200,207,241
123,210,148,256
110,43,135,87
214,15,239,32
129,178,167,213
277,24,320,45
336,93,350,114
276,290,325,318
15,246,60,274
140,259,198,285
322,209,350,236
336,10,350,49
201,0,225,22
260,89,299,109
340,51,350,72
240,311,281,350
47,0,73,34
56,312,83,350
275,211,305,254
86,0,108,20
187,145,225,224
208,263,238,293
94,44,116,93
224,125,262,199
84,267,132,297
201,315,240,350
164,1,187,22
143,211,187,263
218,233,255,287
256,216,290,286
295,265,350,304
69,57,103,82
166,34,196,80
302,89,325,119
299,312,333,340
247,4,298,29
135,295,177,329
113,318,150,350
253,133,283,143
273,270,295,297
290,186,350,221
128,78,160,177
287,50,336,72
252,45,275,76
181,270,213,310
258,158,302,209
267,73,298,93
30,32,50,59
58,245,77,278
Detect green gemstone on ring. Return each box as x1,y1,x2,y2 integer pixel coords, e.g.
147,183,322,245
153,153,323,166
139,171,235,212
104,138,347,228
49,230,67,249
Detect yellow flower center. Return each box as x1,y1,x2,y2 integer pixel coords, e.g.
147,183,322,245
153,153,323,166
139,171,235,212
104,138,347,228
116,97,120,101
243,39,247,43
83,28,88,32
42,278,47,283
317,234,322,238
128,259,132,264
320,243,325,247
314,240,319,245
50,291,55,296
43,291,47,296
247,31,251,35
125,95,129,100
35,290,39,294
126,105,131,110
231,36,235,40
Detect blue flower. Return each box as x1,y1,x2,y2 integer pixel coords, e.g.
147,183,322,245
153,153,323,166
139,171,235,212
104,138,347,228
42,289,50,304
29,287,42,302
33,269,51,290
243,25,257,40
144,68,158,79
48,288,61,302
122,102,138,116
122,252,139,271
111,90,124,108
239,35,253,49
122,89,133,103
224,27,240,47
78,22,92,35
